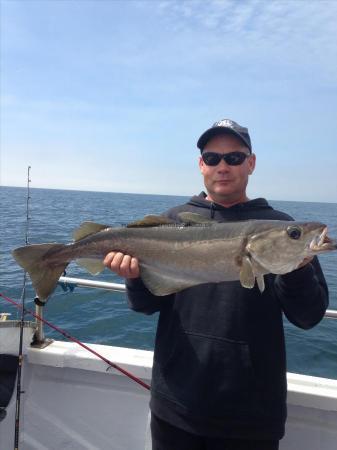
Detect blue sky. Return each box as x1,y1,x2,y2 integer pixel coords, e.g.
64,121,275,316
1,0,337,202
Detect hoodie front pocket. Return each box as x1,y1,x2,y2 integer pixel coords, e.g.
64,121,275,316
152,330,259,418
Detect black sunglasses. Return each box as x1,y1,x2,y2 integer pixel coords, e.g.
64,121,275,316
201,151,251,166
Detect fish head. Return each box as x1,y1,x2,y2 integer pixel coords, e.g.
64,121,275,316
246,221,337,275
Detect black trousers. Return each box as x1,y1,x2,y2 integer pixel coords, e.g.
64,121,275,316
151,414,280,450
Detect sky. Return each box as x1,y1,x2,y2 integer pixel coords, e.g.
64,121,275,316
1,0,337,202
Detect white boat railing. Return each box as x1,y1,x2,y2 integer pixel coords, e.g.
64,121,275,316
58,276,337,319
59,276,127,292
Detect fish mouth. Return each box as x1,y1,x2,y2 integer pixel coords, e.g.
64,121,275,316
309,227,337,252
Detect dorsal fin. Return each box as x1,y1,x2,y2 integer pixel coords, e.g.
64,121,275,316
177,212,215,225
73,222,109,241
127,215,175,228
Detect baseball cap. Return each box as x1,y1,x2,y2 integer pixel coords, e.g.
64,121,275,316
197,119,252,153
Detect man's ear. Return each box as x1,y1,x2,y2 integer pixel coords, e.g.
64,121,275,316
248,153,256,174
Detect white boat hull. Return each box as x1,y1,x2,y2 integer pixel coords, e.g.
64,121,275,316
0,340,336,449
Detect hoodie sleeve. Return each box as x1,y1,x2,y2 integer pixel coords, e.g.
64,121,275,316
125,278,174,315
274,256,329,329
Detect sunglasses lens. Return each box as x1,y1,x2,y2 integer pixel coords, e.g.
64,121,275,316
202,152,221,166
225,152,247,165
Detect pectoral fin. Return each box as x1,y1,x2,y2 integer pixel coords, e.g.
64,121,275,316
256,275,265,293
239,256,256,289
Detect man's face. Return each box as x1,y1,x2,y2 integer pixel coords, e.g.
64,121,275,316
199,134,256,205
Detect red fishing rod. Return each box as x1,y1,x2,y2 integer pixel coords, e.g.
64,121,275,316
0,292,151,391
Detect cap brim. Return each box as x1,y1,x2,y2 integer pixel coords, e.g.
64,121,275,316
197,127,251,152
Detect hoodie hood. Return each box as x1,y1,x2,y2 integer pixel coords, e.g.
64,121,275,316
188,192,273,218
165,192,292,222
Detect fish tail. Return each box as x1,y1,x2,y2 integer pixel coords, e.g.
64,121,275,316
12,243,68,301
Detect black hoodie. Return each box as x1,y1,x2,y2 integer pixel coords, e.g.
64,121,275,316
126,194,329,440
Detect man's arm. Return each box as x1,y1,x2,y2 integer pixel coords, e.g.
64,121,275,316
274,256,329,329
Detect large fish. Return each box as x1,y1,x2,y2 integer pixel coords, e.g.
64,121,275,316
12,213,336,301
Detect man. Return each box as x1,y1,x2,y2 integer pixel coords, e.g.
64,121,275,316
104,119,329,450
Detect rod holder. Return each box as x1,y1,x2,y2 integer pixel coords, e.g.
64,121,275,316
31,298,53,349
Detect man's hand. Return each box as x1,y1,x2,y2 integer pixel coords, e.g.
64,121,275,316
103,252,140,279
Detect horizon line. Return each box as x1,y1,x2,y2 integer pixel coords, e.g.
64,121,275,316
1,185,336,205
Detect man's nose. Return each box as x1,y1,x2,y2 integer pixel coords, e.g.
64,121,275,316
216,158,231,171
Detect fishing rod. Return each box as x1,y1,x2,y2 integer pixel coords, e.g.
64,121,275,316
14,166,31,450
0,292,151,391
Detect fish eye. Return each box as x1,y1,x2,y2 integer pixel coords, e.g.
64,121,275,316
287,226,302,240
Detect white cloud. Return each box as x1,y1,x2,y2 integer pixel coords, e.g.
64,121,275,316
154,0,337,84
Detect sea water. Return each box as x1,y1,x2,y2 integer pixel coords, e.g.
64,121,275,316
1,186,336,379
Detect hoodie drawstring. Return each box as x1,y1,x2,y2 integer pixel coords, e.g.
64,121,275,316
210,203,215,219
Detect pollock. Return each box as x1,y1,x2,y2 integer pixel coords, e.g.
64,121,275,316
12,213,337,301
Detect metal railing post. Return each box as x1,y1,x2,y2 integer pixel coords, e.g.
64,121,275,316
32,299,53,348
35,303,45,343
